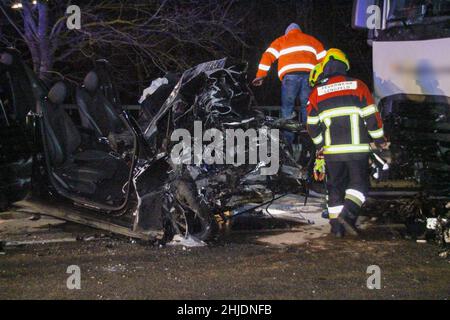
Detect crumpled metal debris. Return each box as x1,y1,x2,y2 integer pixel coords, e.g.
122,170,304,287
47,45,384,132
136,58,312,242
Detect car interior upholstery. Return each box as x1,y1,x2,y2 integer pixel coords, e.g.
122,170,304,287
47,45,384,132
76,71,133,152
42,81,129,204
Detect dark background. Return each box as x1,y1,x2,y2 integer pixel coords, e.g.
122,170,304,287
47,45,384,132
1,0,372,105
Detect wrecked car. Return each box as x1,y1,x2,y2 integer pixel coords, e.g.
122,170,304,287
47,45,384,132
138,58,314,241
0,50,311,242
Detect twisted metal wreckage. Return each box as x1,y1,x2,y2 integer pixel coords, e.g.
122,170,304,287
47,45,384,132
0,50,449,246
136,58,311,242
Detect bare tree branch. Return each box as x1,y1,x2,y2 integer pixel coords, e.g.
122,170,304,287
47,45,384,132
1,0,247,96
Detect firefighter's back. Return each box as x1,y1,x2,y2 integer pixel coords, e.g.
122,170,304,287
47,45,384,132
308,74,384,161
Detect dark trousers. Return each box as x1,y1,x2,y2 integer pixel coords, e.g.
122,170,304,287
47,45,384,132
326,156,369,221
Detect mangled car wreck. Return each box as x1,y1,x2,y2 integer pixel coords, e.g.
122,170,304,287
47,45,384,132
138,58,316,241
1,46,449,246
0,50,311,243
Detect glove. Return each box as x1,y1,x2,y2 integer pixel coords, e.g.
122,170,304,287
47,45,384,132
313,154,326,182
377,142,390,151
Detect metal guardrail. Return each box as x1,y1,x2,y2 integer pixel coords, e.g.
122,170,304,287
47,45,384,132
62,104,141,111
62,104,281,115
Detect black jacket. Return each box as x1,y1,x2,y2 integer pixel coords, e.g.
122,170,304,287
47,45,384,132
307,73,385,161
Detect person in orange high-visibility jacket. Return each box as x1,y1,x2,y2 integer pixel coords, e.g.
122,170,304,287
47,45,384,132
253,23,326,145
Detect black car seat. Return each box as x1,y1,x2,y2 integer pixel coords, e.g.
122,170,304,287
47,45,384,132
76,71,125,136
42,82,128,198
76,71,134,152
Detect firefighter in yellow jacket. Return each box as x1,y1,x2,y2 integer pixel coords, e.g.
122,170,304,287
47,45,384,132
307,49,388,237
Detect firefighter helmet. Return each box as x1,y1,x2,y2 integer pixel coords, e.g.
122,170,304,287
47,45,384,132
323,48,350,71
309,62,324,87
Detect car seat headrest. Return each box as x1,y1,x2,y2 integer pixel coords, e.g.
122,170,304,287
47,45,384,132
48,82,67,105
84,71,99,93
0,52,13,66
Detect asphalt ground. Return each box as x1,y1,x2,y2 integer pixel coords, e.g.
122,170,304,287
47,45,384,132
0,198,449,300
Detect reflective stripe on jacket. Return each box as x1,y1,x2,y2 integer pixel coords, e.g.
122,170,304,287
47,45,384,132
256,29,326,80
307,75,385,161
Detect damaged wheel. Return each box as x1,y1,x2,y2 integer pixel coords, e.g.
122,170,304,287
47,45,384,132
162,177,216,243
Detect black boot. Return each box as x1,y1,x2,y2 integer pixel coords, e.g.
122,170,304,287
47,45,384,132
330,219,345,238
337,211,359,236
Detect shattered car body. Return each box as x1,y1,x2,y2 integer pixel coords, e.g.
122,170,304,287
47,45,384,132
135,58,311,241
0,51,310,242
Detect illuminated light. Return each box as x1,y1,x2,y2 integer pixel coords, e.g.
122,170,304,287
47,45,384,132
11,1,38,10
11,3,23,9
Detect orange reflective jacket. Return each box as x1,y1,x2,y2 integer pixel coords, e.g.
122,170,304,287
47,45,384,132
256,29,326,80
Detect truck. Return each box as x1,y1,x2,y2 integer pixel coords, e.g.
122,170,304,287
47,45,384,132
352,0,450,242
352,0,450,196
